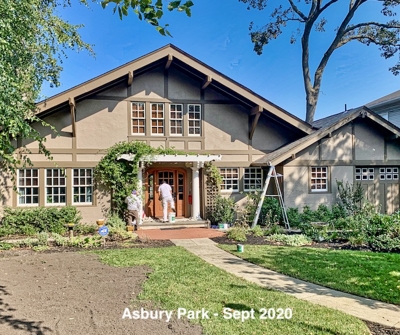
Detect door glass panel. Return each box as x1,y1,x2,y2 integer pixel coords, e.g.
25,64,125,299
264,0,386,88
148,174,153,199
178,173,184,200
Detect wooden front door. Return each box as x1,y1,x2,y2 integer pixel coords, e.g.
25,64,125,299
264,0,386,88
145,168,186,218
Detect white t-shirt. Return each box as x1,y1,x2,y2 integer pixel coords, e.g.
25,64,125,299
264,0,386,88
158,183,172,199
125,194,141,211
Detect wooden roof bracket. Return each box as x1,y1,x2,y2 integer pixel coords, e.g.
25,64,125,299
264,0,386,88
165,54,173,69
202,75,212,89
249,105,263,140
69,97,76,137
127,71,134,86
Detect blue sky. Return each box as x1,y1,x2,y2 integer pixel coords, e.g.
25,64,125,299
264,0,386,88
41,0,400,121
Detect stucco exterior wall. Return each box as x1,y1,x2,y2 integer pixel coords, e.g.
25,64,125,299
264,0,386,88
130,67,164,98
387,142,400,160
320,124,352,160
76,99,128,149
22,110,73,149
168,67,200,100
204,104,248,150
252,117,294,152
355,121,384,160
283,165,353,210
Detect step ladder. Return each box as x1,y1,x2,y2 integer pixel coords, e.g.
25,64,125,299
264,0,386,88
251,165,290,229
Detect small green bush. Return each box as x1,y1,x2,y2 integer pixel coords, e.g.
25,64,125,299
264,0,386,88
266,234,312,246
209,195,236,224
260,197,282,225
52,233,68,247
106,213,126,230
0,206,82,236
226,227,247,242
73,224,97,235
36,232,49,246
0,242,13,250
250,225,264,237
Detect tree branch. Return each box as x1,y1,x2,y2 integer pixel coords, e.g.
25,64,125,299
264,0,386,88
288,0,307,21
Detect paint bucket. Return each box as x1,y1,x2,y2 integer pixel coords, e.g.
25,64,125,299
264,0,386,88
218,224,224,229
168,212,176,223
237,244,244,253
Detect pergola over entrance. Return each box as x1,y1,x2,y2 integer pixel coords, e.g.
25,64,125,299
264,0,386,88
118,154,222,221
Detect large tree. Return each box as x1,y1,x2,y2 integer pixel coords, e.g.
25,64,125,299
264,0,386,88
0,0,192,180
240,0,400,123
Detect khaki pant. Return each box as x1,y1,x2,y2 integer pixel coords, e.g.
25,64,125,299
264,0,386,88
126,210,139,228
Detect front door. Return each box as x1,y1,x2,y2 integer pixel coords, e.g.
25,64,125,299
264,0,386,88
145,168,186,218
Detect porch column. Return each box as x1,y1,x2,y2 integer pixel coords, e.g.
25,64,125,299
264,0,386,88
137,164,143,225
191,162,202,220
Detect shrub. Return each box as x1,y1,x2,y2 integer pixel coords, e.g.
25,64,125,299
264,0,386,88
336,180,364,216
0,206,82,236
286,207,301,227
52,233,68,247
266,234,312,246
250,225,264,237
226,227,247,242
36,232,49,246
106,213,126,230
73,224,97,235
209,195,236,224
260,197,282,225
0,242,13,250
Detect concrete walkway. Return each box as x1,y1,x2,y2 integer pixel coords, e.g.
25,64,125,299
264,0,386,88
171,238,400,328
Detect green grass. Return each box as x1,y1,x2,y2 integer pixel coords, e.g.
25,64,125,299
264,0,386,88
95,247,369,335
219,244,400,305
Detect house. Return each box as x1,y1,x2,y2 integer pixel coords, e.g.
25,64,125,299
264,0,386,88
366,89,400,127
2,44,400,223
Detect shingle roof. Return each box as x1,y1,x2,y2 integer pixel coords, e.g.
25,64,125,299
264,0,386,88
366,89,400,108
253,107,400,166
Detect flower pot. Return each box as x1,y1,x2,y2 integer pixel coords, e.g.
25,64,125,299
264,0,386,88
237,244,244,253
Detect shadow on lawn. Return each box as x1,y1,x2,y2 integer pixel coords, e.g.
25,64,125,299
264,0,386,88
0,285,53,334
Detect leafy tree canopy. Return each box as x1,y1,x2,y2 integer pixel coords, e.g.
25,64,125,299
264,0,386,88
0,0,92,177
101,0,194,36
240,0,400,123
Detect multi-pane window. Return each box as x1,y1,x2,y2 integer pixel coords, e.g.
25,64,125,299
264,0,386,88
18,169,39,205
46,169,66,205
220,168,239,191
188,104,201,135
379,167,399,181
151,103,164,134
131,102,145,134
73,169,93,204
355,167,374,181
244,168,263,191
310,166,328,192
170,104,183,135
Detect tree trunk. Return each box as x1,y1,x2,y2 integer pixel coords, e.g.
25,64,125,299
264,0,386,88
305,90,318,124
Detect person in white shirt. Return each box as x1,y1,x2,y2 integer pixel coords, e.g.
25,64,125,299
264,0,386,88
158,180,175,222
125,190,141,230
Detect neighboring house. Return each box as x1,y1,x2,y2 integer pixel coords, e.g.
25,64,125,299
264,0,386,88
366,89,400,127
2,44,400,222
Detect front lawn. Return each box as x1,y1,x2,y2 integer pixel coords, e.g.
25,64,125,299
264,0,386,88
219,244,400,305
95,247,369,335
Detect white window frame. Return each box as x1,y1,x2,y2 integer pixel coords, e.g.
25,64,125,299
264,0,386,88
188,104,201,136
170,104,183,136
310,166,328,192
220,168,239,192
244,167,263,191
17,169,39,206
151,103,164,135
72,168,93,205
131,102,145,135
45,169,66,206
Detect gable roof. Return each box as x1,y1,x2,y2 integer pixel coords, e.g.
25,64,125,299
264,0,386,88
253,106,400,166
366,89,400,108
36,44,312,134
